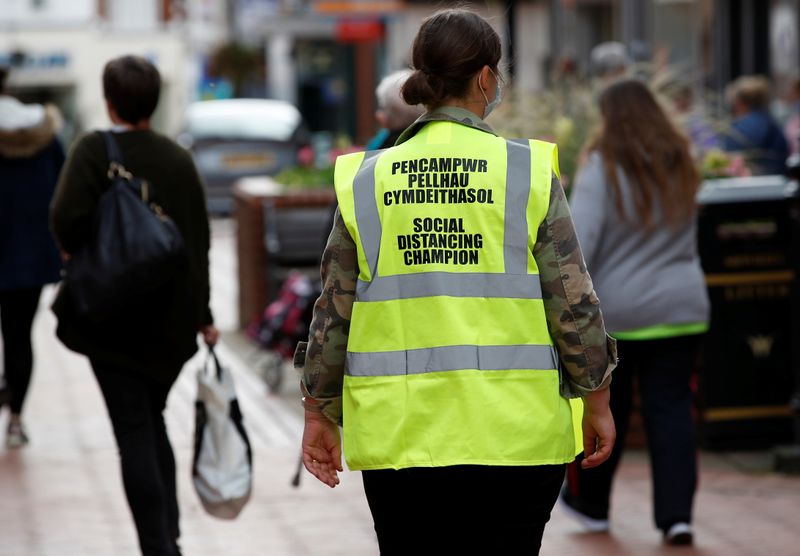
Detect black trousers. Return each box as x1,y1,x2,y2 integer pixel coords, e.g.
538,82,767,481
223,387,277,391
0,287,43,415
362,464,566,555
564,335,698,531
91,361,180,556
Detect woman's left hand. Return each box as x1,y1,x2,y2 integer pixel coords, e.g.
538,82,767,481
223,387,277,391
200,325,220,347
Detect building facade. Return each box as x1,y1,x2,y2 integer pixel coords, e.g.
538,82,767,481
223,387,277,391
7,0,795,145
0,0,216,140
550,0,800,93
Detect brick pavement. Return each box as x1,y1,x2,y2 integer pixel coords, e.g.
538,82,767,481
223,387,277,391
3,299,800,556
1,220,799,555
0,288,379,556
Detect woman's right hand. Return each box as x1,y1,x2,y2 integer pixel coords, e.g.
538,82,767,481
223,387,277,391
302,409,343,488
581,387,616,469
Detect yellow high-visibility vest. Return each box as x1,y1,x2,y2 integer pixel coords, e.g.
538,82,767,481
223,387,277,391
334,120,582,470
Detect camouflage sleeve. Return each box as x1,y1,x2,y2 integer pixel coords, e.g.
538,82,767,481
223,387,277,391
533,172,617,398
298,207,357,426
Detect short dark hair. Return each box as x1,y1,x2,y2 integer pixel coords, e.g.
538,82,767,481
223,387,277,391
402,9,501,108
0,66,9,92
103,55,161,124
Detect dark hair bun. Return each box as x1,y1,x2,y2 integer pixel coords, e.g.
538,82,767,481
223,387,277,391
401,70,447,107
404,9,501,109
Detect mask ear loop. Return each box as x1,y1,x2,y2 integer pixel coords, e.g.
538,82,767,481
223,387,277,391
478,72,490,106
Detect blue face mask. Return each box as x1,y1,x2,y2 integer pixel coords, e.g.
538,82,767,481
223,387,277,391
480,69,502,118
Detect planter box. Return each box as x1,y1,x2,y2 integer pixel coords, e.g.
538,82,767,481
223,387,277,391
233,176,335,329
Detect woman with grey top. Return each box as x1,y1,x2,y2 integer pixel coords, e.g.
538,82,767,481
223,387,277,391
560,78,710,546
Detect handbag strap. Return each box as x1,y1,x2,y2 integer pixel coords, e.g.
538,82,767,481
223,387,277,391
207,346,224,382
101,131,155,203
102,131,134,183
102,131,125,165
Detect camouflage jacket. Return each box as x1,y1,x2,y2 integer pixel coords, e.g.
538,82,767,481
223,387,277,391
299,107,617,425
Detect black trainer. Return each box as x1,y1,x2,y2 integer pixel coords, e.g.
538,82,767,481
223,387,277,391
664,522,694,546
558,485,610,533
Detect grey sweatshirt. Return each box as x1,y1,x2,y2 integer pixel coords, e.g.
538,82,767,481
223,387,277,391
569,153,710,334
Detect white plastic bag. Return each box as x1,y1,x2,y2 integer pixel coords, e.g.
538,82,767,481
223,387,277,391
192,347,253,519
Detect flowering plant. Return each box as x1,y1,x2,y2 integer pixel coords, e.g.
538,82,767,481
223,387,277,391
275,137,360,189
700,148,752,179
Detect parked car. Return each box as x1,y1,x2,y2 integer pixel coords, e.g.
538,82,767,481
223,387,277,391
179,99,310,213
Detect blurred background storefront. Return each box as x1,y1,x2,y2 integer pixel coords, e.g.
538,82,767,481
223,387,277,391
0,0,210,141
547,0,799,101
3,0,800,143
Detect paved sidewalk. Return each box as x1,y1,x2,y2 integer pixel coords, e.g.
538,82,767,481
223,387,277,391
0,289,378,556
1,220,799,555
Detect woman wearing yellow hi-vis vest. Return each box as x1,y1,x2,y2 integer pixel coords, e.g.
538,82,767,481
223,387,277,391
298,9,617,555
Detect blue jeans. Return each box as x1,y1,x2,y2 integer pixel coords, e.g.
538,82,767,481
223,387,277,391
564,335,699,531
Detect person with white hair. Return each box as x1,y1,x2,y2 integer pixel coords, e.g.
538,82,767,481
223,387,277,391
368,69,425,150
590,42,630,82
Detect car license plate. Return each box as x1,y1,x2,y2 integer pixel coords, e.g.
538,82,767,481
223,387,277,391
222,152,274,170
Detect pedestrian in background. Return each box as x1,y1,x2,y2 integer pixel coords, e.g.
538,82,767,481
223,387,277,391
783,77,800,157
653,73,719,158
366,69,425,150
51,55,217,556
590,41,630,85
562,79,710,546
0,65,65,448
299,9,616,555
724,75,789,175
330,69,424,241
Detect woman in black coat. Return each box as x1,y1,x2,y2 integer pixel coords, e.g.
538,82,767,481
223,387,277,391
0,66,65,448
50,56,216,556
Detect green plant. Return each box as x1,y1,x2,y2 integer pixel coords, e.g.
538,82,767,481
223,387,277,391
700,148,752,179
490,81,598,189
273,166,335,189
208,42,262,97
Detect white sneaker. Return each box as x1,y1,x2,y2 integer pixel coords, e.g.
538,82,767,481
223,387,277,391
664,522,693,546
558,493,610,533
6,420,29,448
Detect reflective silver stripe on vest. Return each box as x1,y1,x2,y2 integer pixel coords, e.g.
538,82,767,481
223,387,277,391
504,139,532,275
356,272,542,301
353,150,384,279
352,140,539,300
346,344,558,376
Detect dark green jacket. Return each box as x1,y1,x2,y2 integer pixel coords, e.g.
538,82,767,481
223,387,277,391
51,130,213,382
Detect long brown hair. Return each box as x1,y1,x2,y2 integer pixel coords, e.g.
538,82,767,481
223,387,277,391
585,79,700,228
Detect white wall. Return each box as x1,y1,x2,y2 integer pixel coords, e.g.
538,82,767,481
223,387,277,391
187,0,230,52
515,1,550,91
0,0,95,26
0,29,190,136
107,0,161,31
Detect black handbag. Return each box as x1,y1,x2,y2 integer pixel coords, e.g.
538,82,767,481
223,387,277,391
65,131,186,320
